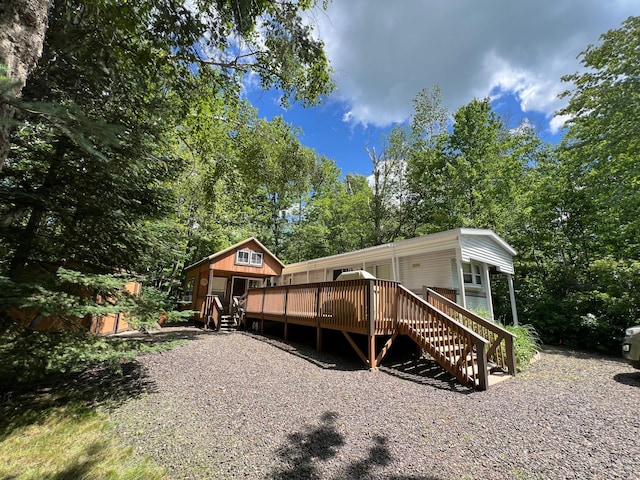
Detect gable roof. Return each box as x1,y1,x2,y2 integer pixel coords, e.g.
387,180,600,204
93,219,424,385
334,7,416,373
184,237,285,272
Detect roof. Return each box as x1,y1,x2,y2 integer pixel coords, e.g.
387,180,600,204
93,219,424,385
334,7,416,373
183,237,285,271
282,228,516,274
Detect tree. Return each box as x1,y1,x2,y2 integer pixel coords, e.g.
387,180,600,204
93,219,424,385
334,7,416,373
0,0,333,276
0,0,51,171
523,14,640,351
559,15,640,260
0,0,333,170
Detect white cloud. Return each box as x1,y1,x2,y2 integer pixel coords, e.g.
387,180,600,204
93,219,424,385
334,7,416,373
312,0,637,131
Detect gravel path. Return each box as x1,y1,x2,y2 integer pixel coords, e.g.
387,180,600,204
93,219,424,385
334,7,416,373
109,327,640,480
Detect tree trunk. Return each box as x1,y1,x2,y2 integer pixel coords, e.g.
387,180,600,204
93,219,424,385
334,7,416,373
0,0,51,171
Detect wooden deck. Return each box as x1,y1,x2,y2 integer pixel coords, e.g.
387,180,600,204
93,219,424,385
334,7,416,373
236,279,516,390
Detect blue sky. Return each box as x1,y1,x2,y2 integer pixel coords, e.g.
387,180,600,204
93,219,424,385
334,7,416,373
246,1,637,177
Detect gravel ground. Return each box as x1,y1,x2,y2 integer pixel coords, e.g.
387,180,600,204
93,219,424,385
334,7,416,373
109,326,640,480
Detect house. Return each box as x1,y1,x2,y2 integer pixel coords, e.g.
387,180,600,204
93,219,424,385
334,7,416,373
182,237,284,325
12,279,142,335
278,228,518,324
187,230,518,388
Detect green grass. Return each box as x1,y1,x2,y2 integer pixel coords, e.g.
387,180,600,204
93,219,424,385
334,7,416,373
0,403,167,480
0,329,189,479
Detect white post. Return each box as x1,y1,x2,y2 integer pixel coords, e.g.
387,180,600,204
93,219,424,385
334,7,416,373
507,273,519,326
482,263,494,321
456,251,467,309
391,244,398,282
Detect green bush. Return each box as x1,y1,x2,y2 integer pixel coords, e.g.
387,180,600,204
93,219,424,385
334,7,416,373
0,325,186,386
505,324,541,371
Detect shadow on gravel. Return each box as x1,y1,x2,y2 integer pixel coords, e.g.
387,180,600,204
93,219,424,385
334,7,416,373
242,330,364,371
243,329,473,393
378,357,473,395
113,324,212,343
613,371,640,388
269,411,445,480
0,361,156,441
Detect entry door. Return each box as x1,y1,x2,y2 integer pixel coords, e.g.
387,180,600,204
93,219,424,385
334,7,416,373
231,277,264,299
232,277,247,298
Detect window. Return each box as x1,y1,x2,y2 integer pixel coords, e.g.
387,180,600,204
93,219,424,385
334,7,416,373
236,249,263,267
250,251,263,266
236,250,250,265
462,263,482,286
182,277,195,302
211,277,227,298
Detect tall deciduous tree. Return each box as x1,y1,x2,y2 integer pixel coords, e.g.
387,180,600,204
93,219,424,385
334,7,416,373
0,0,333,279
523,14,640,351
559,14,640,260
0,0,51,171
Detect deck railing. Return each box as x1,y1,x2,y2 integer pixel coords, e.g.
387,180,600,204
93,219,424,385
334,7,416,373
247,280,366,333
424,288,517,375
246,279,498,389
201,294,224,330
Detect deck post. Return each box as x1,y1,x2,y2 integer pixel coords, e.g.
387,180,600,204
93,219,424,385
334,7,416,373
315,286,322,352
368,280,377,369
260,287,266,334
283,288,289,340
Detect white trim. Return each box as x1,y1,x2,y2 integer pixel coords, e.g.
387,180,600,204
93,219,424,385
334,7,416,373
250,251,263,267
507,273,519,326
482,263,494,321
236,249,250,265
456,250,467,309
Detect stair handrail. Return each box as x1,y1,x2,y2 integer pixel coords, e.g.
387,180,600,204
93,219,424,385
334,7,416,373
397,285,489,390
424,288,516,375
231,293,248,329
202,294,224,330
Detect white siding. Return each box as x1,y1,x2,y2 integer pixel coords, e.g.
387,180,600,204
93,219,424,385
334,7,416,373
292,272,307,285
460,236,514,274
309,270,325,283
375,264,392,280
397,249,456,291
465,293,490,315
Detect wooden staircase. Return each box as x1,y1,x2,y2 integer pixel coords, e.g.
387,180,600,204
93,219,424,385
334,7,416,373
201,294,247,332
396,286,516,390
218,315,238,332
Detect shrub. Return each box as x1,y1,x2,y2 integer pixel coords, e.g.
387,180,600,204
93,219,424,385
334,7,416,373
506,324,541,371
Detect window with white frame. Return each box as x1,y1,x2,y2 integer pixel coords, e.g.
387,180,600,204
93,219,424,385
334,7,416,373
236,249,263,267
236,249,250,265
250,251,263,267
462,263,482,286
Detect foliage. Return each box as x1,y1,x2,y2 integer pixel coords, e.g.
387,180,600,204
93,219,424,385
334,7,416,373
1,267,173,326
0,404,167,480
0,266,191,386
0,0,333,275
505,16,640,353
0,322,186,386
505,324,541,371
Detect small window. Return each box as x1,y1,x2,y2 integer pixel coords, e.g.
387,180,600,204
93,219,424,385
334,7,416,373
463,263,482,286
236,250,250,265
183,277,195,302
250,251,263,267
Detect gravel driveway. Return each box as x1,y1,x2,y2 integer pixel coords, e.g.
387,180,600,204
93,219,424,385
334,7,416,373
109,327,640,480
